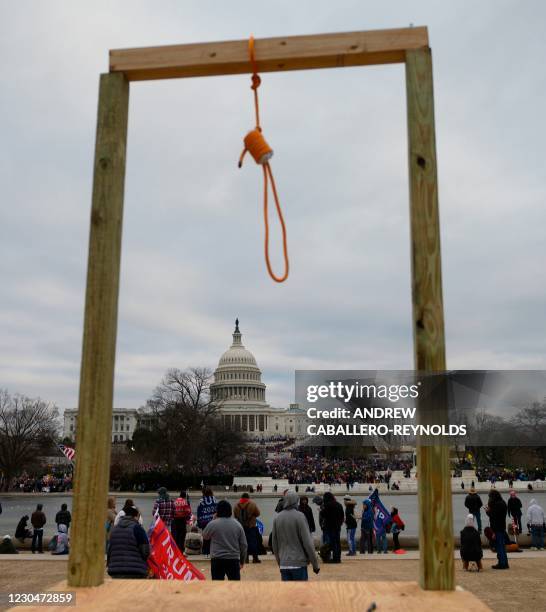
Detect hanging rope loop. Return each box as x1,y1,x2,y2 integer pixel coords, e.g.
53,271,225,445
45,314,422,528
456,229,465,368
238,35,289,283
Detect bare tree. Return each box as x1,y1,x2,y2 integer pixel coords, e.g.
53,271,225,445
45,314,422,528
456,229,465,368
511,402,546,443
205,417,246,473
0,389,60,489
134,368,247,474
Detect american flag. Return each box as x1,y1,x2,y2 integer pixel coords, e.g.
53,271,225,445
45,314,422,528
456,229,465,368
58,444,76,462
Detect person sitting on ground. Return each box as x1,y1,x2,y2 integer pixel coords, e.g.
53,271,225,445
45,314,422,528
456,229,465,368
0,535,19,554
51,524,69,555
15,516,32,542
203,500,247,581
107,506,150,579
184,526,203,556
460,514,483,571
272,491,320,581
55,503,71,531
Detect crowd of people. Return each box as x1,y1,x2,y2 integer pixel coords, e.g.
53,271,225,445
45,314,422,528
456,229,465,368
2,502,73,555
104,485,545,580
264,456,413,486
101,487,410,581
474,466,546,485
460,488,545,571
5,457,546,494
1,483,544,582
8,473,73,493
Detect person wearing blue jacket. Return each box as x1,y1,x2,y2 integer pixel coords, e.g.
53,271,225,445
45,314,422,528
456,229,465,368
359,499,374,554
197,487,218,557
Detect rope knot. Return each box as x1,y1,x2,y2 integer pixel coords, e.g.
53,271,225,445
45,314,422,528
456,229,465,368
239,129,273,167
238,35,289,283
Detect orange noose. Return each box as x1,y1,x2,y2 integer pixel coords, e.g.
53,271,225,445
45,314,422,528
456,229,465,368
238,35,289,283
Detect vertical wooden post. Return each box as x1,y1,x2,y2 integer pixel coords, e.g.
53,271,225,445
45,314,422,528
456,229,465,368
405,48,454,590
68,73,129,587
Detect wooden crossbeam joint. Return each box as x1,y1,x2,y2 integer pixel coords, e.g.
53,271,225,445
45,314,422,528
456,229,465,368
109,27,429,81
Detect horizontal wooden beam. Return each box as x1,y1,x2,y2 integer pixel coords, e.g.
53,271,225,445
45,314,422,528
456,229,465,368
109,27,428,81
31,580,491,611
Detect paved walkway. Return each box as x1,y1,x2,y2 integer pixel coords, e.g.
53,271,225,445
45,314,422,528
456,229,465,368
3,549,545,561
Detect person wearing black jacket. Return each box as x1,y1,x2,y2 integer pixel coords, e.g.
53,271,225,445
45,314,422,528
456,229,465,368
507,491,523,534
344,498,358,556
460,514,483,571
486,489,509,570
464,488,483,533
319,492,344,563
55,504,71,531
107,506,150,579
298,496,316,533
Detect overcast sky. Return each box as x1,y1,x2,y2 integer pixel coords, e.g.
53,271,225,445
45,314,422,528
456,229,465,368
1,1,545,412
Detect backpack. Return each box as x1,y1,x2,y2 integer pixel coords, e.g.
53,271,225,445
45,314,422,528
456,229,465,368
236,504,250,528
174,497,191,520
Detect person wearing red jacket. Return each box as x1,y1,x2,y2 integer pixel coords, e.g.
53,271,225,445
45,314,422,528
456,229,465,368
172,491,192,553
390,507,405,552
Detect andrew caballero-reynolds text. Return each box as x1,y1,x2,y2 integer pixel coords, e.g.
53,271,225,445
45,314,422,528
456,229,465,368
305,381,466,437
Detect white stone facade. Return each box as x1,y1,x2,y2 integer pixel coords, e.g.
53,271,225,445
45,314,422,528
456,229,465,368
210,320,306,438
63,407,139,443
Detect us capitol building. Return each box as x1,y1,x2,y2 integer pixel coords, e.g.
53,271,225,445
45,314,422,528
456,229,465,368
210,319,306,439
63,319,306,442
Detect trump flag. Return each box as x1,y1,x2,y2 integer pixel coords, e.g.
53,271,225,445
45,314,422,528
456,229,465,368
147,515,205,581
368,489,392,536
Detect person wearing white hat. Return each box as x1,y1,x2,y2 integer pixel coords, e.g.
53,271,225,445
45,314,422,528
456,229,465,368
460,514,483,571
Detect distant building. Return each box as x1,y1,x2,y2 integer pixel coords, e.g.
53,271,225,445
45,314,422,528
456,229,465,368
210,319,306,438
64,319,307,443
63,407,139,443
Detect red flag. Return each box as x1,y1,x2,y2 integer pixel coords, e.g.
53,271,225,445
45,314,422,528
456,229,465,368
147,515,205,581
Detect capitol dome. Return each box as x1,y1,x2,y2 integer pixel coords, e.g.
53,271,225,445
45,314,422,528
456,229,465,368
210,319,267,404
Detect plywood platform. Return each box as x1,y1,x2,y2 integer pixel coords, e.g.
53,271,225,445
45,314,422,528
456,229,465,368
18,581,490,612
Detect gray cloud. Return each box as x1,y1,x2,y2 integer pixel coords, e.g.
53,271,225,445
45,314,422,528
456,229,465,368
1,0,545,411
